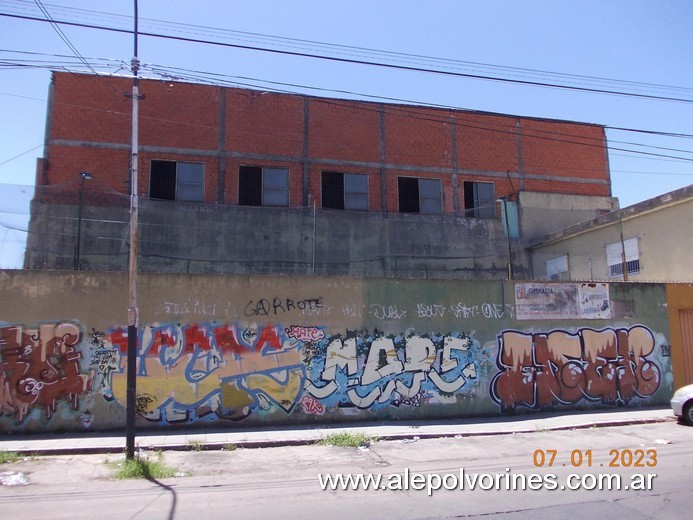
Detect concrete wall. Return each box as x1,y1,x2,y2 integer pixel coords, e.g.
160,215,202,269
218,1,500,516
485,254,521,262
26,197,514,277
0,270,675,434
26,190,620,278
518,191,615,242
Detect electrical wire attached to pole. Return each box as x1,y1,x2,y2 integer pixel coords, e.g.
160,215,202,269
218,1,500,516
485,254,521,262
125,0,139,462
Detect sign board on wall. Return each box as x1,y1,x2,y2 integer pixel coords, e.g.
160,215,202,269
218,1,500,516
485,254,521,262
578,283,611,319
515,282,611,320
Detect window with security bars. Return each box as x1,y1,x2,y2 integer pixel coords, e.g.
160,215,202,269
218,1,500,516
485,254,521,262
322,171,369,210
463,181,495,218
398,177,442,214
239,166,289,206
606,238,640,278
150,160,204,202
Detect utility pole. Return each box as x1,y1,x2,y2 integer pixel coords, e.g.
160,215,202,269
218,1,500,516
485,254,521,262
125,0,140,461
617,200,628,282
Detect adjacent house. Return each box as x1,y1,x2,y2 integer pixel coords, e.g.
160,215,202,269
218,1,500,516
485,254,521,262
530,184,693,282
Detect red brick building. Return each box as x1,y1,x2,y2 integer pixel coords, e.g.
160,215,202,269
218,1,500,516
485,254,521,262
27,72,614,277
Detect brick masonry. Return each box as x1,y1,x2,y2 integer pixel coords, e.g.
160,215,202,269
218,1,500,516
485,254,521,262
41,72,610,213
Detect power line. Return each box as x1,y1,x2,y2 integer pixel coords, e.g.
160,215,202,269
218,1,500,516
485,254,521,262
0,143,42,166
2,11,693,104
147,61,693,141
33,1,96,77
8,49,690,146
23,3,127,95
140,63,693,163
607,141,693,156
609,153,693,164
1,55,691,168
611,170,692,176
12,48,689,150
606,126,693,139
4,0,693,98
0,221,28,232
2,58,692,168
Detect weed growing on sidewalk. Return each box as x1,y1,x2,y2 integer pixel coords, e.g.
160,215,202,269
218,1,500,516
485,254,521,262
188,440,204,451
110,451,178,480
316,432,375,448
0,451,21,464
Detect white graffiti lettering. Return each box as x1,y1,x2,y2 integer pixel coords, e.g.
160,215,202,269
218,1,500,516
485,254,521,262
449,302,515,320
161,298,236,318
341,303,364,318
417,304,446,318
306,333,478,409
369,304,407,320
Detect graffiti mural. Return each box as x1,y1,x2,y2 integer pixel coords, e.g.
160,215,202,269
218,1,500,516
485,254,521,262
0,315,672,432
0,322,93,422
304,330,486,410
490,325,662,412
86,322,490,425
98,322,305,424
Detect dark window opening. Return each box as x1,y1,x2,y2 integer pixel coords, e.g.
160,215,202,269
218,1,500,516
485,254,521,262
239,166,288,207
398,177,441,214
239,166,263,206
322,172,368,210
463,181,495,218
150,160,203,202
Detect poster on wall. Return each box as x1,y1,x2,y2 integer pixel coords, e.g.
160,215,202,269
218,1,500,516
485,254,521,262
578,282,612,319
515,282,611,320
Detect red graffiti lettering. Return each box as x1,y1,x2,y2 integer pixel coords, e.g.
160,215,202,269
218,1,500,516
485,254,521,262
255,324,282,351
106,322,303,425
109,327,129,354
0,322,93,422
285,325,325,343
300,395,324,415
183,324,212,353
213,325,245,355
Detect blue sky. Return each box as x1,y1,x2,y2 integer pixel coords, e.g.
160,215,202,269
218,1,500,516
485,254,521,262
1,0,691,267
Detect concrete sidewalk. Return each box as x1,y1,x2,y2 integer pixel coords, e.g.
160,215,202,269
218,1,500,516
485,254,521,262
0,407,676,455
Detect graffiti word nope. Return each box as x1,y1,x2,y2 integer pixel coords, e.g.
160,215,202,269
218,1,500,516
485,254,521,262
491,325,661,411
0,322,92,422
306,333,478,409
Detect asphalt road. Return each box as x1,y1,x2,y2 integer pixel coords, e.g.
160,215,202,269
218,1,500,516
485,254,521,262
1,421,691,519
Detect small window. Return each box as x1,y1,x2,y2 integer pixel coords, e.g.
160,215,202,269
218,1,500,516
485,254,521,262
398,177,442,214
606,238,640,278
464,181,495,218
546,255,569,280
322,172,368,210
239,166,289,207
150,160,204,202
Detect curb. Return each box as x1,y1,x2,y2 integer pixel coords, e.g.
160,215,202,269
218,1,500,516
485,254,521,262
2,415,676,457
